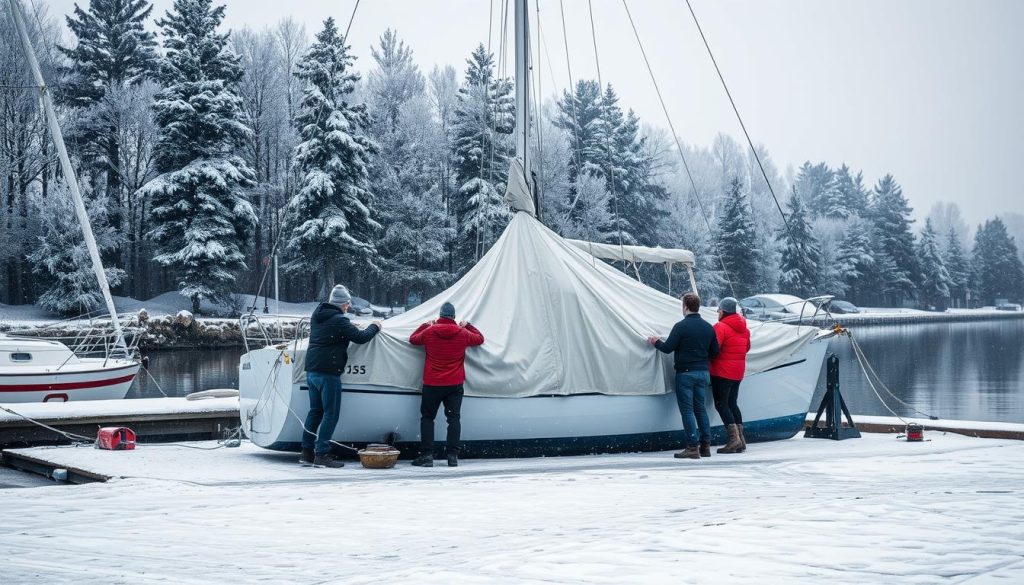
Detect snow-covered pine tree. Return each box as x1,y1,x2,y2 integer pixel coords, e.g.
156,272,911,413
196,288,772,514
777,190,821,297
716,176,761,298
29,183,125,315
916,218,952,309
835,218,876,303
972,217,1024,305
793,161,834,218
284,17,379,299
141,0,257,313
554,80,603,194
829,164,869,219
451,44,514,265
944,227,970,308
559,172,614,242
870,174,918,305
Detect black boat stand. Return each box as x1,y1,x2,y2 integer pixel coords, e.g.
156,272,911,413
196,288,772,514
805,353,861,440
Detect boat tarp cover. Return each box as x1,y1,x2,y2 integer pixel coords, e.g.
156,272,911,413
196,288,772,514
288,213,820,397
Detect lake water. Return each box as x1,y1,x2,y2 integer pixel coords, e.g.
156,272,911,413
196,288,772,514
131,319,1024,424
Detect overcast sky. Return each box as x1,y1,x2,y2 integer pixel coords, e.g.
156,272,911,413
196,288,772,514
46,0,1024,226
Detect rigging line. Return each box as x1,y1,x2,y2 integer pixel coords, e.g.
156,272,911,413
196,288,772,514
557,0,587,227
621,0,736,298
487,0,495,55
587,0,626,264
532,0,545,202
342,0,360,41
683,0,812,291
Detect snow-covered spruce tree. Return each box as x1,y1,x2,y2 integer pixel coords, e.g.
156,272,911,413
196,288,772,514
944,227,970,307
554,80,603,203
972,217,1024,305
451,44,514,265
559,172,614,242
835,218,876,304
715,176,762,298
870,174,918,305
777,190,821,298
29,183,125,315
916,218,952,309
793,161,834,218
284,17,379,299
829,164,869,219
141,0,257,314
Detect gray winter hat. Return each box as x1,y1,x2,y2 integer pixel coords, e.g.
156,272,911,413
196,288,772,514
719,296,739,314
328,284,352,306
439,302,456,319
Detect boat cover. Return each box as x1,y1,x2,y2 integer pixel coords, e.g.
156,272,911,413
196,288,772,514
288,212,820,397
565,239,695,266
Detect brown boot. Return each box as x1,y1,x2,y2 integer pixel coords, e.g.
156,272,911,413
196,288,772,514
699,441,711,458
717,424,743,454
673,446,701,459
737,423,747,452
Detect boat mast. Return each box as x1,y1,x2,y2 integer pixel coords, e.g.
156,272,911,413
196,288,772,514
513,0,539,215
9,0,127,351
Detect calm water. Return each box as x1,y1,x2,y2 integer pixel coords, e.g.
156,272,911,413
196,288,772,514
130,320,1024,423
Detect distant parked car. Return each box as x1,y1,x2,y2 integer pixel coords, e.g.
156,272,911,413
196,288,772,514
996,300,1022,311
828,300,860,314
739,294,812,321
348,296,374,316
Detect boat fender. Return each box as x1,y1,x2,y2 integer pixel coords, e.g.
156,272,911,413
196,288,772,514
186,389,240,400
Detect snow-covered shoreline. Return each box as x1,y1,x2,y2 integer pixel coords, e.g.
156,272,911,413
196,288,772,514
1,432,1021,583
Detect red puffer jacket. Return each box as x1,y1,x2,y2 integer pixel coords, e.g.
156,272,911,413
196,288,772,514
408,318,485,386
710,312,751,381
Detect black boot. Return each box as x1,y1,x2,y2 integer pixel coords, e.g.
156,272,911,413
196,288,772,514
312,453,344,468
411,454,433,467
699,441,711,458
298,448,314,465
447,453,459,467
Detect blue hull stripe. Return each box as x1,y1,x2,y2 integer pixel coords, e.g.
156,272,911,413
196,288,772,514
266,412,807,458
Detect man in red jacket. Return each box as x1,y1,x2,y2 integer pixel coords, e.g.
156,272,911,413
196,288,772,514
710,297,752,454
408,302,484,467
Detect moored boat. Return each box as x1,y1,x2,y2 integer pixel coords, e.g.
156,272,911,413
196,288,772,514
0,335,140,403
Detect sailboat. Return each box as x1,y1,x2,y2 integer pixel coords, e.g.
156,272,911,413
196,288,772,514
238,0,833,456
0,0,140,403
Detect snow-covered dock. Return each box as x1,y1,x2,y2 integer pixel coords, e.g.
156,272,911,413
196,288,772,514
1,432,1022,583
806,413,1024,440
0,397,239,448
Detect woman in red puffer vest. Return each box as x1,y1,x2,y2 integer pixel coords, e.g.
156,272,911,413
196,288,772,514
710,297,751,454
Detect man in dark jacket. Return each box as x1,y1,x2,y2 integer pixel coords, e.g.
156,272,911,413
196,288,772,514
301,284,381,468
408,301,484,467
648,292,720,459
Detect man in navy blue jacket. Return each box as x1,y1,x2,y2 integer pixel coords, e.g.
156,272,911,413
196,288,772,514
301,284,381,468
648,292,720,459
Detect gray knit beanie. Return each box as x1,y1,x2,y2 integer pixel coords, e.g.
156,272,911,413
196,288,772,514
719,296,739,314
439,302,456,319
328,284,352,306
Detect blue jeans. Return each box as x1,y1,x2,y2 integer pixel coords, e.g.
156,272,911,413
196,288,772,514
674,370,711,448
302,372,342,455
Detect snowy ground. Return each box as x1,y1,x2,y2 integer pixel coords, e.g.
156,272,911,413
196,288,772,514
1,432,1022,584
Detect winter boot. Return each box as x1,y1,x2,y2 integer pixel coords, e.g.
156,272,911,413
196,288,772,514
717,424,743,454
674,446,701,460
298,448,315,465
699,441,712,458
447,453,459,467
737,423,747,452
411,454,434,467
312,453,344,468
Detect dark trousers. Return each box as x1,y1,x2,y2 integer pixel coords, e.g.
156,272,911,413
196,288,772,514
711,376,743,426
302,372,342,455
420,383,464,456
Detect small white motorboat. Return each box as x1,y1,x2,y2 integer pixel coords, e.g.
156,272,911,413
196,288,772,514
0,335,139,403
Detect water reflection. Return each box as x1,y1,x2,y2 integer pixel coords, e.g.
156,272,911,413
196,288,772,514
129,349,244,399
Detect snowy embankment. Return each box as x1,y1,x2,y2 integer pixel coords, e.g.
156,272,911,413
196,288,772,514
0,292,397,350
1,432,1022,584
801,306,1024,326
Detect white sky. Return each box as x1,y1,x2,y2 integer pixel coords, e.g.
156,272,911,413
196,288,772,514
45,0,1024,226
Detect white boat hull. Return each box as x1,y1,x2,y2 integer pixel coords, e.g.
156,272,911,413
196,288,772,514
240,338,829,456
0,360,139,403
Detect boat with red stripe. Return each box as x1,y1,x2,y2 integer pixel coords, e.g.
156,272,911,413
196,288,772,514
0,336,139,403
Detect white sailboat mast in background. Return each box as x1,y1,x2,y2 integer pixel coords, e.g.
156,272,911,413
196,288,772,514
9,0,127,351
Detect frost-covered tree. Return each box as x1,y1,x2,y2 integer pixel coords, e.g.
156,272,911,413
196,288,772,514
367,29,425,128
870,174,917,305
829,164,869,219
917,218,951,309
835,218,876,303
29,184,125,315
716,177,761,298
944,227,970,308
284,17,379,299
554,80,604,194
451,44,514,264
777,191,821,297
141,0,257,313
560,172,614,242
793,161,834,218
972,217,1024,304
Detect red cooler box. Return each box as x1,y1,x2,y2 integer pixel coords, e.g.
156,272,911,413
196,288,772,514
96,427,137,450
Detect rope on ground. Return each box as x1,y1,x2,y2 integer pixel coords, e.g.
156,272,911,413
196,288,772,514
0,404,96,444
